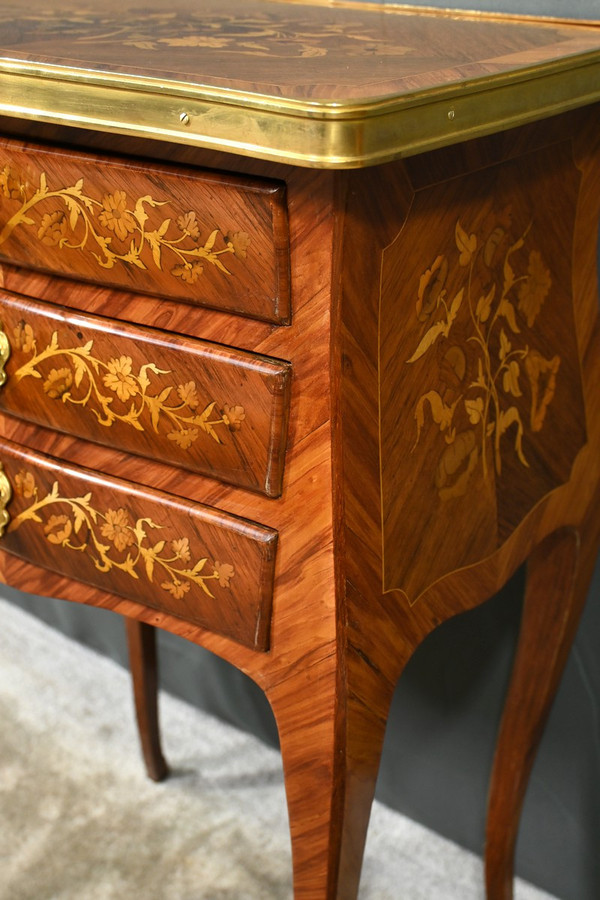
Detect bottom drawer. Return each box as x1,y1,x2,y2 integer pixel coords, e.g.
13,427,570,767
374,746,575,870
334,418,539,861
0,439,277,651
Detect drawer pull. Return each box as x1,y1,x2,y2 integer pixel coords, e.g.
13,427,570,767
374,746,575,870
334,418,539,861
0,319,9,386
0,462,10,537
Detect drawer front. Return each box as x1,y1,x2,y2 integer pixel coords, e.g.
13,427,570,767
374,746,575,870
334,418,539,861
0,291,291,497
0,439,277,651
0,137,290,323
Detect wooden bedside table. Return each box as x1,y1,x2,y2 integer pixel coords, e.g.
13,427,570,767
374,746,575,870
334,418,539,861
0,3,598,898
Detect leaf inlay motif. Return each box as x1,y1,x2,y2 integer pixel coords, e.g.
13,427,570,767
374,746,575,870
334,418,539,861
9,470,235,601
408,216,560,500
10,323,245,449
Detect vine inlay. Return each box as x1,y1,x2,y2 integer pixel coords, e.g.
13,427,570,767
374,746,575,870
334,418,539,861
8,320,246,449
9,469,235,601
407,217,560,500
0,165,249,284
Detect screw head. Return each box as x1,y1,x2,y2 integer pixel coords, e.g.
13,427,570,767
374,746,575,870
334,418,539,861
179,112,191,126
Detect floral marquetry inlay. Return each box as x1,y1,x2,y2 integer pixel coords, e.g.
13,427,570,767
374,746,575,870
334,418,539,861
9,321,245,451
0,289,290,496
0,165,248,284
0,437,278,646
407,217,559,499
0,8,413,60
9,469,235,603
378,143,587,603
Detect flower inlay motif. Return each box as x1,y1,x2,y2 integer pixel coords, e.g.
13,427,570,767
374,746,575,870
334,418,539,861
0,166,249,283
9,470,235,601
11,323,245,449
407,217,560,500
0,10,414,60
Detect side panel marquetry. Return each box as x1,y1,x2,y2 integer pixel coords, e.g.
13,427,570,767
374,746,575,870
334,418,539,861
0,438,277,650
0,291,291,496
379,141,587,602
0,137,290,323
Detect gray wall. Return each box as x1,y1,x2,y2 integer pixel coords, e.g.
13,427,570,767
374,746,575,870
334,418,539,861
372,0,598,16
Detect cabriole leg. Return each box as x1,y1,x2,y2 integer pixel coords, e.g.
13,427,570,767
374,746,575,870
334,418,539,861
485,523,599,899
125,617,169,783
267,652,396,900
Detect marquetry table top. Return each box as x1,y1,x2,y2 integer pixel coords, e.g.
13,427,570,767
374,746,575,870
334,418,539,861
0,0,599,165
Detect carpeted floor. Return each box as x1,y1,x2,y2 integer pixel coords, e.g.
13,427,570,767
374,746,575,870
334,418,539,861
0,598,559,900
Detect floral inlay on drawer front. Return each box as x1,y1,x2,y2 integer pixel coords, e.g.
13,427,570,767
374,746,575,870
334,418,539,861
0,137,290,323
0,438,277,651
1,169,247,280
0,292,291,497
9,470,232,601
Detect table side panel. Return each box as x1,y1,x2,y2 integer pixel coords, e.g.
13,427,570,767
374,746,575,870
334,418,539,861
337,108,600,673
379,138,587,602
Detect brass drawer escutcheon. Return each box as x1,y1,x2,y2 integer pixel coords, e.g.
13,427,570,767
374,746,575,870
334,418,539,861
0,318,9,386
0,461,11,537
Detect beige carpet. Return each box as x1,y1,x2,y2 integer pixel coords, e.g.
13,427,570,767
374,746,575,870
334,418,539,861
0,598,559,900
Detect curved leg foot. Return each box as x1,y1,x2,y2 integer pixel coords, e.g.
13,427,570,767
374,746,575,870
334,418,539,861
125,617,169,783
485,525,598,899
267,652,396,900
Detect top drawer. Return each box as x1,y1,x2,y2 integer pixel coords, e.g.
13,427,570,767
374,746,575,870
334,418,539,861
0,137,290,323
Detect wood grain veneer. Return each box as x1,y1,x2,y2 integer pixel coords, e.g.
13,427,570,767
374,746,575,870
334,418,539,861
0,290,291,496
1,106,597,900
0,137,290,322
0,6,598,899
0,437,278,651
0,0,599,102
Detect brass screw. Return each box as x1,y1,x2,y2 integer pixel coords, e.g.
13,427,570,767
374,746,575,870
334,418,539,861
448,109,455,121
179,112,191,126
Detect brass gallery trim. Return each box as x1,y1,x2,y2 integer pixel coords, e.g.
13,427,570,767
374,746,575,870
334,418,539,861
0,55,599,168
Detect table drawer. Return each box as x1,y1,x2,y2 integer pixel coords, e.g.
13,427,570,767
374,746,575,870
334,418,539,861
0,438,277,651
0,137,290,323
0,291,291,497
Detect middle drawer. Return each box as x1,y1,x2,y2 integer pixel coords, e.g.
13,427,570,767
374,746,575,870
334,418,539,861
0,291,291,496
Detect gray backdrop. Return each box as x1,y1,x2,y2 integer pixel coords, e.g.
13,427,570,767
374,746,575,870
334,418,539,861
376,0,598,16
3,2,600,898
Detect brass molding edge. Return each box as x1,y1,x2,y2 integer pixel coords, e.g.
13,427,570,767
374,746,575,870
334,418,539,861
0,462,11,538
0,321,10,387
0,56,599,168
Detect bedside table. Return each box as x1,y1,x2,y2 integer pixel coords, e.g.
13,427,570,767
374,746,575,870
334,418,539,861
0,3,599,898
